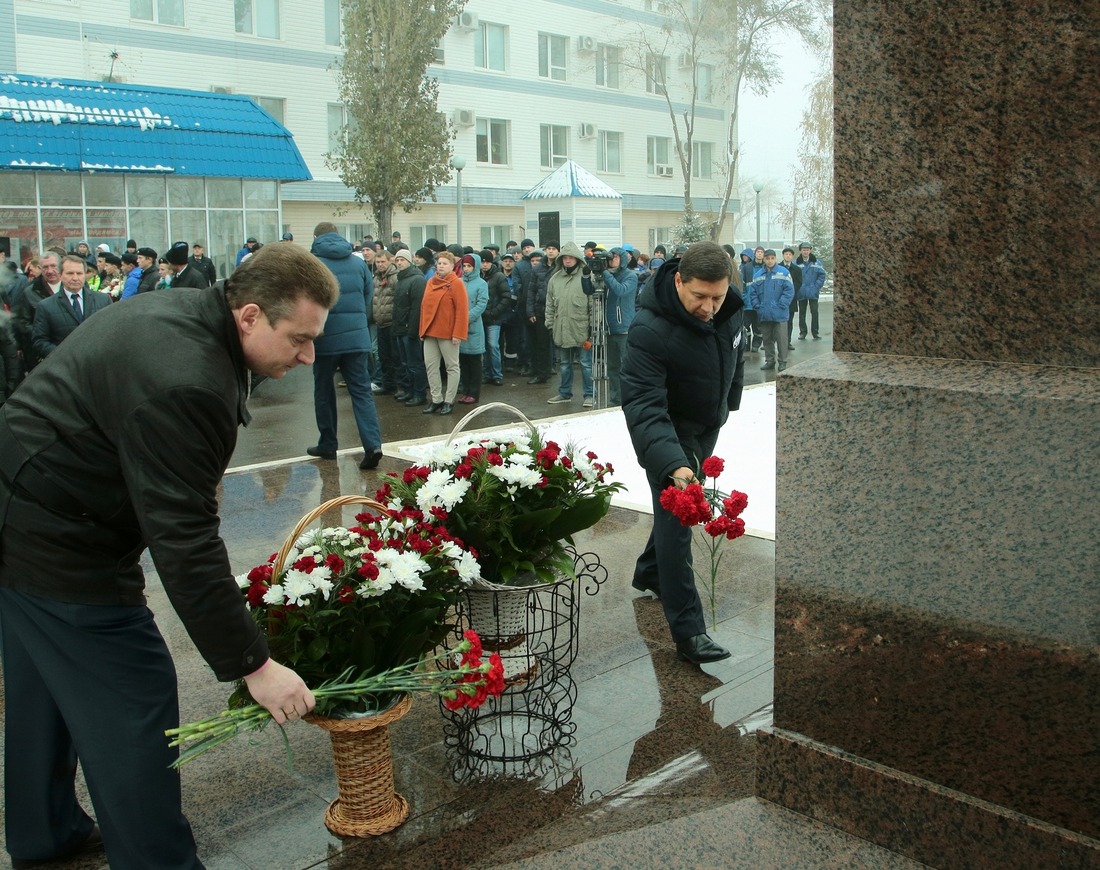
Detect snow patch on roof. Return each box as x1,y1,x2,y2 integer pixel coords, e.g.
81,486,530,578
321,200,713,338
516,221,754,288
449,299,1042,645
522,160,622,200
0,97,172,131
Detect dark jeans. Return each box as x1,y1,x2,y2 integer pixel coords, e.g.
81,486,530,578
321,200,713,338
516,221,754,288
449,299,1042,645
503,315,528,367
375,324,399,391
459,352,482,399
527,317,551,378
397,335,427,399
0,588,204,869
312,351,382,452
798,298,820,338
606,332,628,405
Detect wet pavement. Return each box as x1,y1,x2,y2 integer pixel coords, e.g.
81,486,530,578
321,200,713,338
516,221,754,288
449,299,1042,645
0,299,920,868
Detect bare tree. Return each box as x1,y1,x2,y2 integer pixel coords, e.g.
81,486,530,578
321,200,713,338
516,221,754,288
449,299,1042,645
627,0,825,240
327,0,465,239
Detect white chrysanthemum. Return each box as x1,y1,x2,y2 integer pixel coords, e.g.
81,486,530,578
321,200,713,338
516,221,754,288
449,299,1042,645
282,570,316,606
571,453,599,483
429,441,466,466
506,450,535,467
489,463,544,489
235,572,250,590
416,469,471,512
456,551,481,584
310,566,334,599
262,584,285,605
375,549,429,592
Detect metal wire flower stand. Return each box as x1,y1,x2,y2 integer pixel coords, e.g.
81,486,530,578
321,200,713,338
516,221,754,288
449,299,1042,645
440,546,607,768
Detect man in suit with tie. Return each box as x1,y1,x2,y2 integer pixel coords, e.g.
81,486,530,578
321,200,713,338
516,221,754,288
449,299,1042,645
30,255,111,363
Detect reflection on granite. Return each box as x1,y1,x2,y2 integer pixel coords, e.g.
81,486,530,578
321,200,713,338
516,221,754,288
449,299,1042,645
774,356,1100,846
832,0,1100,367
757,730,1100,870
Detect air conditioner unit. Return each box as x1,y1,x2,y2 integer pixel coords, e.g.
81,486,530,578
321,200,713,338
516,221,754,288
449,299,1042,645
656,164,674,177
453,108,476,127
577,35,597,52
677,52,692,69
454,11,478,31
578,123,597,139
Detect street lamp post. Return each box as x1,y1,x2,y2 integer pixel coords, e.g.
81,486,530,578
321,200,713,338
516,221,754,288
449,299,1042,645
451,155,466,246
753,181,764,248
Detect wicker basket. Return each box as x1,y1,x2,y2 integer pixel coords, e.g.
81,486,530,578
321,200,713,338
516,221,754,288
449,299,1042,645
278,495,412,838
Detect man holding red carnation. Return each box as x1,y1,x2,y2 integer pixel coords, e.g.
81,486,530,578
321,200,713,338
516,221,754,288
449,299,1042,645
621,241,745,664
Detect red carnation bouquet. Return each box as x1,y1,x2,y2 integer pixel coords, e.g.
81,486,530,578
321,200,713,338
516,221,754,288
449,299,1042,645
659,455,748,626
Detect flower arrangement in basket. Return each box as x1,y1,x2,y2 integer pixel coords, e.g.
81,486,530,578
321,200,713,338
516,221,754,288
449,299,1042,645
380,404,624,587
660,456,749,627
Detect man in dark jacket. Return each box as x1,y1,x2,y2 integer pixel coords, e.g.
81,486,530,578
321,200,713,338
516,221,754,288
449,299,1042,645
524,250,551,384
621,241,744,665
189,242,218,286
498,251,529,374
166,241,209,289
135,247,160,294
0,244,337,868
308,222,383,470
13,251,61,373
391,248,428,406
31,255,111,363
781,246,803,346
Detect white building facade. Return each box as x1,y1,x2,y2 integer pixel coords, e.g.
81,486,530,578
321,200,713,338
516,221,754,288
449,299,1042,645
1,0,740,251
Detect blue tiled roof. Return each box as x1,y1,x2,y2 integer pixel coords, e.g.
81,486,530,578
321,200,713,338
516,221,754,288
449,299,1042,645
0,73,310,180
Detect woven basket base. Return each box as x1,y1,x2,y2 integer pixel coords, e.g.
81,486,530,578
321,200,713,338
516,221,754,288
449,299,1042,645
324,793,409,838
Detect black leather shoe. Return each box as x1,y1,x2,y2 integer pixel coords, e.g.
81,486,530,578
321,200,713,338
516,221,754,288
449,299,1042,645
527,376,548,385
630,577,661,598
760,363,775,370
306,446,337,460
359,449,384,470
675,634,731,664
422,402,442,414
438,402,454,415
404,395,426,406
12,825,104,869
393,392,410,401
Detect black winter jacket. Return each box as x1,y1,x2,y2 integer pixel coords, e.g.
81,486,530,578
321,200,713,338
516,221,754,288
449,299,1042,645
621,259,744,484
0,284,268,681
392,264,427,337
482,264,513,325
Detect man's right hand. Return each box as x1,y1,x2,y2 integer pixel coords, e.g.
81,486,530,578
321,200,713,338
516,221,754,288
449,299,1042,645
243,660,316,725
670,467,697,489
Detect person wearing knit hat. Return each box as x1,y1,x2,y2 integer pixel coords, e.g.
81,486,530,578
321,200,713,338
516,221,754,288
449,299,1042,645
391,246,429,406
413,247,435,276
166,241,210,289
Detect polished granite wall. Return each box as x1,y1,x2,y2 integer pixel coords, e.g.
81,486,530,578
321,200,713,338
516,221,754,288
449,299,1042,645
764,0,1100,865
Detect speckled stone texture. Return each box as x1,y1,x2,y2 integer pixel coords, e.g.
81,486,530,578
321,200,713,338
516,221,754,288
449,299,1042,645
764,0,1100,861
831,0,1099,366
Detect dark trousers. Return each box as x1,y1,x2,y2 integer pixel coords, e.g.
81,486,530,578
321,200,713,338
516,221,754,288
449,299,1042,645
743,309,761,350
527,317,551,378
397,335,427,399
503,315,528,367
459,352,482,400
0,588,203,869
798,298,820,338
312,352,382,453
375,324,399,391
633,465,712,643
787,299,798,344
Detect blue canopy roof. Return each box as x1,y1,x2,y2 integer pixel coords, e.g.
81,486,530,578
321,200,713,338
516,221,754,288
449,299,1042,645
0,73,311,180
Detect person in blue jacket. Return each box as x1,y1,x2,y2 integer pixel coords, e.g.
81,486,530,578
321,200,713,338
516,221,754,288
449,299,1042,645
599,246,638,405
457,253,488,404
795,242,827,340
747,249,795,372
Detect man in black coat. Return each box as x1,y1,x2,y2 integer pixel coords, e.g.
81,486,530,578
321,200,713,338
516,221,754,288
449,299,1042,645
189,241,218,286
0,245,338,868
621,241,745,665
135,246,160,294
165,240,209,289
13,251,61,370
30,255,112,363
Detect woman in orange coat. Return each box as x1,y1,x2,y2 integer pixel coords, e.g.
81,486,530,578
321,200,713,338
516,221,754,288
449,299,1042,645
418,250,469,415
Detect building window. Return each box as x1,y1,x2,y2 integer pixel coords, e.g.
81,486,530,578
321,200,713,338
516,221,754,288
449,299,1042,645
695,62,714,103
130,0,184,26
432,39,444,64
324,0,341,46
692,141,714,179
410,225,447,248
596,44,620,89
540,124,569,169
645,53,668,95
476,118,509,165
648,227,672,251
253,96,285,126
327,103,347,153
647,136,671,174
538,33,567,81
597,130,622,173
480,225,512,248
235,0,279,39
474,22,507,71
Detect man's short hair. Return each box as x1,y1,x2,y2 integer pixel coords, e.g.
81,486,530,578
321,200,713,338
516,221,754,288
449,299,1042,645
225,244,338,324
121,253,138,266
314,221,339,237
677,241,732,284
61,254,87,271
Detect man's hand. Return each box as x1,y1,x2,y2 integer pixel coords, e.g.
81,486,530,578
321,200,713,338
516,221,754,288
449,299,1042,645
670,466,696,489
243,660,316,725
